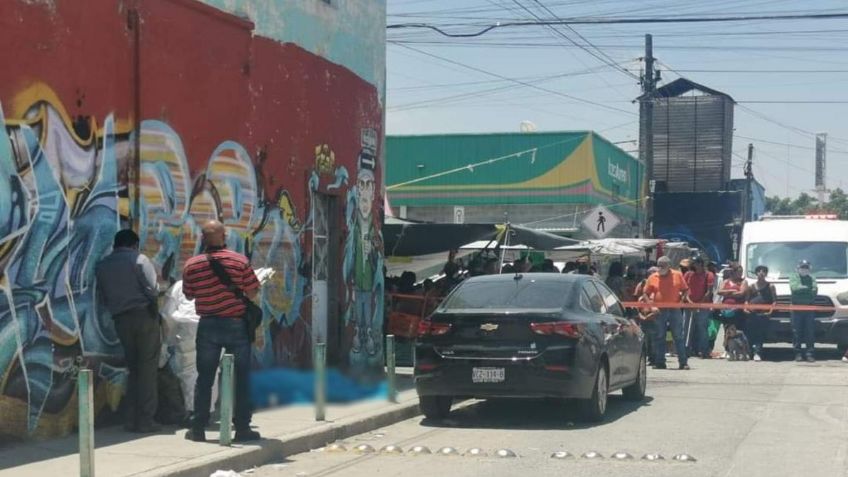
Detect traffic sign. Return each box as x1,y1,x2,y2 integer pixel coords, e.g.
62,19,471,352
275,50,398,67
582,205,620,238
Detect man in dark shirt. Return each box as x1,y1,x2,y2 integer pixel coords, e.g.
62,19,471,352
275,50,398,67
789,260,818,362
96,229,160,433
183,220,260,443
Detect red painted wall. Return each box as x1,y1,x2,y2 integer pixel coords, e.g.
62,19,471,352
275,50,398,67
0,0,383,439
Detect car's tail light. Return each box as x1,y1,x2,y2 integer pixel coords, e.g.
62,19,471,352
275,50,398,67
417,320,452,337
530,322,581,338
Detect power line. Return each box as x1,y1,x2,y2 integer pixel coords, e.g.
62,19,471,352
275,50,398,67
388,67,614,111
526,0,639,80
738,100,848,104
734,135,848,156
389,41,637,116
387,40,848,53
663,69,848,73
387,12,848,37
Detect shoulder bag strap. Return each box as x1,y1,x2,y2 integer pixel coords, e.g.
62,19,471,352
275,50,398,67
206,254,249,304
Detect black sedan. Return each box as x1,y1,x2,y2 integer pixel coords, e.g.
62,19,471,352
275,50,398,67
414,273,646,422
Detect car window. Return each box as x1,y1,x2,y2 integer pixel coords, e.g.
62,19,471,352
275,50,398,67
440,279,572,310
593,282,625,317
581,282,606,314
578,289,594,311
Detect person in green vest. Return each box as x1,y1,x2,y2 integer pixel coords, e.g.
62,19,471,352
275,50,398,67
789,260,818,362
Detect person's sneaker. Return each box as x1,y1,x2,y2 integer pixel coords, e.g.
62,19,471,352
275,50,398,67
679,364,690,370
185,428,206,442
365,329,377,356
351,327,361,354
794,354,803,362
842,356,848,363
753,353,762,362
806,354,816,363
652,363,667,370
234,429,261,442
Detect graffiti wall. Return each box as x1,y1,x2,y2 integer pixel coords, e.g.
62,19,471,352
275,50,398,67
0,0,385,439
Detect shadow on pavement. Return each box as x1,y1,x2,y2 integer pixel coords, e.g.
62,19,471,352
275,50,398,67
0,425,187,469
419,395,654,431
760,345,844,363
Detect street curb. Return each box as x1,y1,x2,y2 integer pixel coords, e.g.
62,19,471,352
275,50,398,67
141,398,422,477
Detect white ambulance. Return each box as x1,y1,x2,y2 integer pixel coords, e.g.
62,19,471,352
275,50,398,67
738,215,848,352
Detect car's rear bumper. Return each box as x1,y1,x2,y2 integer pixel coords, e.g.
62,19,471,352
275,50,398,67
765,317,848,345
414,359,596,400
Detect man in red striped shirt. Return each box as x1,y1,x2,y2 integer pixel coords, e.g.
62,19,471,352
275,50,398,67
183,220,261,443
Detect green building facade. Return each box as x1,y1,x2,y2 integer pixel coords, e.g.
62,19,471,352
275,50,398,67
387,131,643,238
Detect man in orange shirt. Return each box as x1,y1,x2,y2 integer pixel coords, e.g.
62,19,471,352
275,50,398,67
642,256,691,370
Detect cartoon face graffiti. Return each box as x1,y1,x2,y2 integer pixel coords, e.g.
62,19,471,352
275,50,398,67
356,150,376,221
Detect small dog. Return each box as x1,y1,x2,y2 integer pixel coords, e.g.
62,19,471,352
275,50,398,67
725,325,750,361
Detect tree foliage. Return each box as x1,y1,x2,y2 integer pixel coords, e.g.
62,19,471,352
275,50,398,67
765,189,848,219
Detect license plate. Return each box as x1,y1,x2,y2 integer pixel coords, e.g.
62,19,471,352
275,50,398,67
472,367,505,383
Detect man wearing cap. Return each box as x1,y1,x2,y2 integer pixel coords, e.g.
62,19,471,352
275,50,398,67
789,260,818,362
642,256,691,370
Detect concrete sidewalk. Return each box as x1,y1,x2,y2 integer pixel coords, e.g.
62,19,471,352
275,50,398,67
0,379,421,477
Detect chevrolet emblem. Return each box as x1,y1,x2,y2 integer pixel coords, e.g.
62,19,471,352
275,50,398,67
480,323,499,332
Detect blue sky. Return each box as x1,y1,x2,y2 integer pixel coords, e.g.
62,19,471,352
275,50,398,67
386,0,848,199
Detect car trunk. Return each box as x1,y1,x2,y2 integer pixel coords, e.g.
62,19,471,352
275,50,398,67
430,310,575,360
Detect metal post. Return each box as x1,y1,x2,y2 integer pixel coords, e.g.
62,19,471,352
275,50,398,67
78,369,95,477
745,143,754,222
639,33,655,238
314,343,326,421
219,354,234,446
386,335,397,403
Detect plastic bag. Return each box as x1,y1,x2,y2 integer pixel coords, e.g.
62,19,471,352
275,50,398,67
708,318,721,341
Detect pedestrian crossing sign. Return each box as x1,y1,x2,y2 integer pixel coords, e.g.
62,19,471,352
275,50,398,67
582,205,620,239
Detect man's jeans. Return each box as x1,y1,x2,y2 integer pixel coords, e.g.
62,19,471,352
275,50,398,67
193,317,252,431
655,309,687,367
685,309,712,356
790,310,816,355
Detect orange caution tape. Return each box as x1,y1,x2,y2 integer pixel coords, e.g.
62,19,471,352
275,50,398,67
620,301,835,312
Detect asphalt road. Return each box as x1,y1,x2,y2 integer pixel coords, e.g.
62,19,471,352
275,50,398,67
250,347,848,477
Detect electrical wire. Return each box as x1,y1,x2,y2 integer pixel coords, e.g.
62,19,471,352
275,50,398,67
524,0,639,80
387,12,848,37
389,41,638,116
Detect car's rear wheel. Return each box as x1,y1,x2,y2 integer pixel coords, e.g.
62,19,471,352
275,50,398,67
579,363,608,422
420,395,452,419
622,352,647,401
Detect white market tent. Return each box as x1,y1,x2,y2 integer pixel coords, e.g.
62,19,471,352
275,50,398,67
556,238,663,256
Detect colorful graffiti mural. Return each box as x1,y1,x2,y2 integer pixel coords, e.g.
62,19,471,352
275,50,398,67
0,0,384,440
0,92,383,439
345,130,385,375
0,98,125,438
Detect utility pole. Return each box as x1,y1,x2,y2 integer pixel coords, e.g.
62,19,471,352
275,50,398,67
639,34,656,238
745,143,754,222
